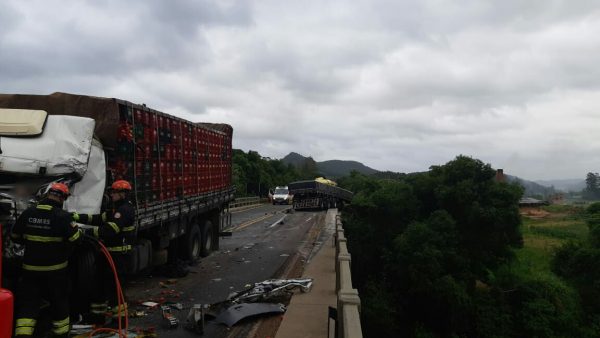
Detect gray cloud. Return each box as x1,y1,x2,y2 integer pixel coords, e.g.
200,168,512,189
1,0,600,180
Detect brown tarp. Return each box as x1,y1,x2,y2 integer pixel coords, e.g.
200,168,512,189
0,92,233,146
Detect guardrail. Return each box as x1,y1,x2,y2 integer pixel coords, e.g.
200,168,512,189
335,214,363,338
229,196,262,209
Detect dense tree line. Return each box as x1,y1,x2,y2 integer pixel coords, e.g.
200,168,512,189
232,149,319,196
338,156,596,337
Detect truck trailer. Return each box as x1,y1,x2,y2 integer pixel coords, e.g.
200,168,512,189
0,92,234,315
288,178,352,210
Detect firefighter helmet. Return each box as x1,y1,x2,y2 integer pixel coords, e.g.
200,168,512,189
111,180,132,192
48,183,70,197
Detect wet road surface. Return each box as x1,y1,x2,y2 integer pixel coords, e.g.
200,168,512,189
123,203,326,337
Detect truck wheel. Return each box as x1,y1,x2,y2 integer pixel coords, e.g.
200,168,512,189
185,224,202,261
200,221,213,257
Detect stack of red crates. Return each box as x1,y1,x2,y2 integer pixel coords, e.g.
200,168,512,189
109,103,231,207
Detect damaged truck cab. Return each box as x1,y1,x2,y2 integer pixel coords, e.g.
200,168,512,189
0,93,234,315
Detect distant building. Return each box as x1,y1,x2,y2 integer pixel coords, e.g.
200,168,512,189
495,169,505,183
519,197,549,207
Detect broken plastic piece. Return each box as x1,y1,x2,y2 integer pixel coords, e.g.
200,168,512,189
142,301,159,308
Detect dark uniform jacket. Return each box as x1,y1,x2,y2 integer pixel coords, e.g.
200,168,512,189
11,199,82,272
76,199,135,253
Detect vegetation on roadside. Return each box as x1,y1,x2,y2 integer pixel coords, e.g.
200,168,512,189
338,156,599,337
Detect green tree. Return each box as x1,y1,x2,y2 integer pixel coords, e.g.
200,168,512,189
584,172,600,200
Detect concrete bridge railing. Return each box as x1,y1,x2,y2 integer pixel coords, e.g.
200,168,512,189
229,196,262,209
335,213,363,338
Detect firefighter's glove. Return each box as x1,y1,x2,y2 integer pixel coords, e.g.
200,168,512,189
71,212,80,222
82,226,98,238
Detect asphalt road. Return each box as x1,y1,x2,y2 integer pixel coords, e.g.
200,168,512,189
123,203,325,337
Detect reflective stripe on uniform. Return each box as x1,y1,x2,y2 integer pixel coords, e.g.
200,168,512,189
23,234,63,242
52,317,69,335
15,326,34,335
36,204,53,210
91,301,108,314
72,212,80,221
22,261,68,271
107,245,131,252
111,303,128,317
16,318,36,327
93,227,99,238
91,302,108,308
107,222,120,234
122,225,136,232
101,212,107,221
15,318,36,336
68,230,81,242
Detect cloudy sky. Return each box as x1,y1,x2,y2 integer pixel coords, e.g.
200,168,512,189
2,0,600,180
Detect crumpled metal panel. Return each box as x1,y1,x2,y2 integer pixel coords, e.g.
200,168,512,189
228,278,314,303
214,303,286,327
0,115,95,176
64,139,105,214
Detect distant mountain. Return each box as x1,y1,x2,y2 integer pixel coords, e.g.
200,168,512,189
281,152,308,167
535,179,585,192
281,152,379,178
318,160,379,178
505,175,557,198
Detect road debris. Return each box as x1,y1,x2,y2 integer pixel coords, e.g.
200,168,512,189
185,303,211,334
227,278,314,303
165,302,184,310
130,310,147,318
214,303,286,327
162,305,179,328
142,301,159,308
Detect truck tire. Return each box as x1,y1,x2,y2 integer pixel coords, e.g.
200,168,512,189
185,223,202,261
200,221,213,257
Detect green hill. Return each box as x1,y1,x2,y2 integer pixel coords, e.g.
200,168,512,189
281,152,379,178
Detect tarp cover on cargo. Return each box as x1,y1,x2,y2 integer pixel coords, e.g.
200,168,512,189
0,92,119,147
0,92,233,147
0,115,95,176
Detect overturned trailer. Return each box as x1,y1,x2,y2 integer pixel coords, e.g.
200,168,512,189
0,92,234,316
288,179,352,210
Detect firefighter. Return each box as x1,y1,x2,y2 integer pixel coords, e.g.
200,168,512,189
73,180,135,323
11,182,83,337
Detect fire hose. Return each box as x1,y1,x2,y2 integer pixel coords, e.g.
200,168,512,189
83,234,129,337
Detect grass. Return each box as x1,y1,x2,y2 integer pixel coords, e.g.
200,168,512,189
512,205,587,279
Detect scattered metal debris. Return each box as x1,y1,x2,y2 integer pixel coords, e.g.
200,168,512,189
227,278,314,303
166,302,184,310
214,303,286,327
162,305,179,328
185,304,211,334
